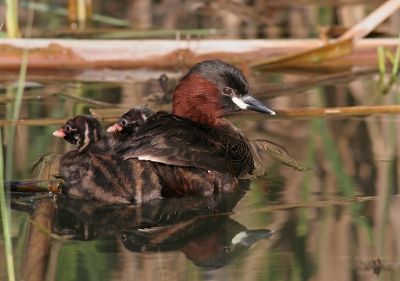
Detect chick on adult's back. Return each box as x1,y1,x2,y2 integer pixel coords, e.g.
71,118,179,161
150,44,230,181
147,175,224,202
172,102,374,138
54,115,162,203
107,106,154,142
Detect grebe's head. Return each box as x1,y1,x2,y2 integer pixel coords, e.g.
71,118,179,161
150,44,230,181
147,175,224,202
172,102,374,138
107,107,153,141
53,115,105,152
173,60,275,126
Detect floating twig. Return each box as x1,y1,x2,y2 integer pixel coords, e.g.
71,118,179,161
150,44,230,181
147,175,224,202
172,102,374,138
12,194,54,202
4,179,63,193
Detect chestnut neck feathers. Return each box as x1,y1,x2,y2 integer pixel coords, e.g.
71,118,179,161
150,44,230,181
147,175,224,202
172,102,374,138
173,73,223,126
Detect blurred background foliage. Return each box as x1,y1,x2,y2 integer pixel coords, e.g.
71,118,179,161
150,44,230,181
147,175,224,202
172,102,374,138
1,0,399,39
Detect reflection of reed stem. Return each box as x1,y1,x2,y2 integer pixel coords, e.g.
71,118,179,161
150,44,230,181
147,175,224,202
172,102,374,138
2,6,34,281
22,199,57,280
0,129,16,281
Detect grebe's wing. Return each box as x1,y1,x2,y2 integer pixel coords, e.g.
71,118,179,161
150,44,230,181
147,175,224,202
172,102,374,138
115,112,230,173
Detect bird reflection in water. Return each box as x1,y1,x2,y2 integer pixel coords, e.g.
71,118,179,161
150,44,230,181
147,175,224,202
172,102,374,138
54,180,273,270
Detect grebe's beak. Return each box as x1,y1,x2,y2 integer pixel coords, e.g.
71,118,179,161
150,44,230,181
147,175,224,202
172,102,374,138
232,95,276,115
53,128,66,138
107,123,123,133
231,229,274,246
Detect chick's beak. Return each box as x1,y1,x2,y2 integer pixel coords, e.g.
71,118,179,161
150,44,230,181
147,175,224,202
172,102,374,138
107,123,123,133
53,128,66,138
232,95,276,115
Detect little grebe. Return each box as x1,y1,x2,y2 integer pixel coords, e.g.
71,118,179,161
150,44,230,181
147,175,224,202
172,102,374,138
116,60,275,180
107,106,153,142
53,115,162,203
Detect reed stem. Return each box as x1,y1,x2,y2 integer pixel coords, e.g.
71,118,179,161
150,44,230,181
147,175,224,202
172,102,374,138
5,0,20,38
0,129,16,281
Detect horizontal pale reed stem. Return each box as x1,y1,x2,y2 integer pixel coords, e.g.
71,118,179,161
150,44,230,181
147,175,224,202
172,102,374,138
2,105,400,126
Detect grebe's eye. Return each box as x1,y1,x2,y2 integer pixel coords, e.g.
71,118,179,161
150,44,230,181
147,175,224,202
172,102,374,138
222,246,232,253
120,119,128,126
223,87,233,95
64,125,72,133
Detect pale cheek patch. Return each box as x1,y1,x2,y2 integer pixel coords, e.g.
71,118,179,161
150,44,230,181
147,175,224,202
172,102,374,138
231,231,247,244
78,122,90,152
232,97,249,110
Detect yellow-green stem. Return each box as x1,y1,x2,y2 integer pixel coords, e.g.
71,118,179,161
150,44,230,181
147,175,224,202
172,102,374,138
5,0,20,38
391,28,400,76
2,3,34,280
0,128,16,281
